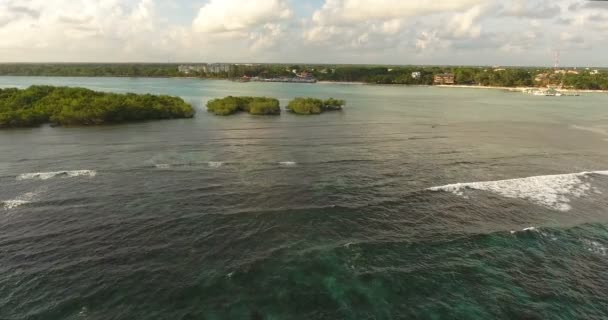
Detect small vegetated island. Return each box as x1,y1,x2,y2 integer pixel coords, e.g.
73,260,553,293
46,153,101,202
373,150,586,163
0,85,194,128
207,96,345,116
286,97,345,115
206,96,281,115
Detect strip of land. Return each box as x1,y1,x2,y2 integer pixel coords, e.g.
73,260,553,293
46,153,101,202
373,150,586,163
435,85,608,93
1,63,606,91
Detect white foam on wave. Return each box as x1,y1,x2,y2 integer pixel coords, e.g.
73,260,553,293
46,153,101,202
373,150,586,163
511,226,538,234
2,192,36,210
279,161,297,167
17,170,97,180
2,200,30,210
583,239,607,256
428,171,608,212
570,125,608,136
17,170,96,181
509,226,558,240
155,164,171,169
208,161,223,168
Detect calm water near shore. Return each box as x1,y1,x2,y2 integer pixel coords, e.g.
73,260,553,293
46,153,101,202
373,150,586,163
1,77,608,319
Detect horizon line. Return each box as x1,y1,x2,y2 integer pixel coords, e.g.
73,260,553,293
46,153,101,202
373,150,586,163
0,62,606,69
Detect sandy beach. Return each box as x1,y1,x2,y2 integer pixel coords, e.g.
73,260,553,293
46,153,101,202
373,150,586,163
436,84,608,93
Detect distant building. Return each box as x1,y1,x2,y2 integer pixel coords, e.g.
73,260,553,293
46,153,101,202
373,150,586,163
590,69,600,75
554,69,580,75
297,71,314,79
178,65,206,75
493,68,506,72
205,63,232,74
411,71,421,79
434,73,455,85
178,63,232,75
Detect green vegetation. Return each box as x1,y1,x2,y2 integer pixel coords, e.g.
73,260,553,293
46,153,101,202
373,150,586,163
0,64,181,77
0,85,194,128
562,73,608,90
2,63,608,90
206,96,280,115
287,98,346,115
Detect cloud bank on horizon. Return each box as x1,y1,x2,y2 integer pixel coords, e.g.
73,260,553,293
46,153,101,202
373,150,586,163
0,0,606,66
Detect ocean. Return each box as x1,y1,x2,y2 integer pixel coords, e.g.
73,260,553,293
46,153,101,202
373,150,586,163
1,77,608,319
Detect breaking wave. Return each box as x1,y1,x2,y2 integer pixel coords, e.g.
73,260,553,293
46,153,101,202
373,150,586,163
570,125,608,136
208,162,223,168
278,161,297,167
2,200,30,210
155,164,171,169
583,239,607,256
16,170,97,181
428,171,608,211
2,192,36,210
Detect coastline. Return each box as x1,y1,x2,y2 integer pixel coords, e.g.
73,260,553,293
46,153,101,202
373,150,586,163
435,84,608,93
317,81,367,85
1,74,606,92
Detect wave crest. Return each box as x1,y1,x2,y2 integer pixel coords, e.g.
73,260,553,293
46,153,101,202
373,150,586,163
17,170,97,181
428,171,608,211
2,192,36,210
2,200,30,210
208,162,223,168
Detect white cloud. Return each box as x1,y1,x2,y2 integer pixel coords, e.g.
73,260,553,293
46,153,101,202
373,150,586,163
0,0,604,66
502,0,561,19
446,5,484,39
249,23,285,51
377,19,402,35
193,0,291,33
311,0,483,25
415,31,445,51
0,0,174,60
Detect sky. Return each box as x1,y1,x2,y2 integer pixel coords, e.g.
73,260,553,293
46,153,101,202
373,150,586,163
0,0,607,66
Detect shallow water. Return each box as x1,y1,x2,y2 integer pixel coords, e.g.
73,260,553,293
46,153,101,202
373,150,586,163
1,77,608,319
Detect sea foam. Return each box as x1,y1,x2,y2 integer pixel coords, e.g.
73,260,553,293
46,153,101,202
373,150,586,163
428,171,608,211
2,192,36,210
16,170,97,181
2,200,30,210
279,161,297,167
583,239,607,256
208,162,223,168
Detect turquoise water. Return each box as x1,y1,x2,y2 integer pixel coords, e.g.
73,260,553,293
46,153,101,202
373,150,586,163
1,77,608,319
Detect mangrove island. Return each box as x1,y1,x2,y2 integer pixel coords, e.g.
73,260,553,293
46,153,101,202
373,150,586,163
287,98,346,115
0,85,195,128
207,96,281,115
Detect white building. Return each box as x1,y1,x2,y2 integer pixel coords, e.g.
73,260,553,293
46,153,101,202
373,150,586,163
178,63,232,75
411,71,421,79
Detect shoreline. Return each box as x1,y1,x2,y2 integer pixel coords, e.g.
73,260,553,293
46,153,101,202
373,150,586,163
1,75,606,92
316,81,366,85
435,84,608,93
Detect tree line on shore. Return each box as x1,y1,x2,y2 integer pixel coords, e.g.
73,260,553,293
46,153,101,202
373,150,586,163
2,64,607,90
207,96,345,115
0,85,194,128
